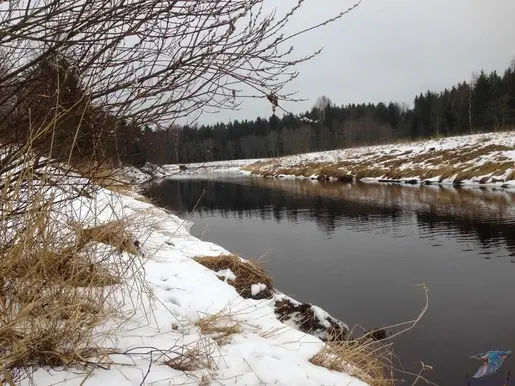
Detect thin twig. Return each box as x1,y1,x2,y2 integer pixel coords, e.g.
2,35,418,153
166,189,206,243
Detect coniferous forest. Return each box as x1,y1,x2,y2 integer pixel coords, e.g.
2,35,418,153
138,65,515,165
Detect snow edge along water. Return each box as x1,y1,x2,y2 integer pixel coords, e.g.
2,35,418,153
86,131,514,386
25,173,370,386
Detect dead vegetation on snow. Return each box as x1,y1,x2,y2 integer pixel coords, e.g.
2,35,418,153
310,340,393,386
194,254,274,299
193,253,432,385
163,339,217,372
0,154,149,383
71,218,140,255
72,161,134,195
243,135,515,185
195,310,243,346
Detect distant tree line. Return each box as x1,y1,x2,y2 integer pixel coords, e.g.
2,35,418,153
138,64,515,165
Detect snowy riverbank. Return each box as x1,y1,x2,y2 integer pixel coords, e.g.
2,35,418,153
161,132,515,189
24,180,369,385
72,131,513,386
246,131,515,188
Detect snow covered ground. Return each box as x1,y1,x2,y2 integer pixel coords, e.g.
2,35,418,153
120,159,257,185
250,132,515,187
162,159,259,177
21,182,368,385
162,132,515,188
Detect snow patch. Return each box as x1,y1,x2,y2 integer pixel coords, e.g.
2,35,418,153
216,268,236,283
251,283,267,297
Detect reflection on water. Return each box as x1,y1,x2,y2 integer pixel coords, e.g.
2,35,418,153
148,177,515,258
145,176,515,385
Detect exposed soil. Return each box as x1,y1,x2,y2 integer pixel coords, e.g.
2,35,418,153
274,298,348,342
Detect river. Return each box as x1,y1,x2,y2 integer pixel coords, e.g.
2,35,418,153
145,175,515,386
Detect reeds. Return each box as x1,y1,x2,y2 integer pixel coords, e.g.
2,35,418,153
0,135,148,384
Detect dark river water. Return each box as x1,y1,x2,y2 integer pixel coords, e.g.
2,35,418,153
146,175,515,386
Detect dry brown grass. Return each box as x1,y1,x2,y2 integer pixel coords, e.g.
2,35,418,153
452,144,513,162
400,144,513,167
1,206,114,381
0,83,161,384
310,336,434,386
351,166,384,180
382,158,407,169
254,158,515,185
0,159,148,383
6,244,122,289
310,340,393,386
73,160,132,194
195,310,242,346
317,165,354,181
194,254,273,299
242,160,276,174
255,153,513,184
245,140,514,186
71,219,140,255
163,339,217,372
260,162,359,182
454,161,514,181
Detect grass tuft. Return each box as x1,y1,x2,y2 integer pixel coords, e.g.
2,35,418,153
71,219,140,255
164,339,217,372
310,284,431,386
0,205,121,381
195,310,242,346
310,339,393,386
194,254,273,299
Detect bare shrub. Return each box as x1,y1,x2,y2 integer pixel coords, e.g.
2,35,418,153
0,0,362,382
1,1,361,125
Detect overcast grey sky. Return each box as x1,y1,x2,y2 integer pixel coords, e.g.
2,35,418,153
199,0,515,125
